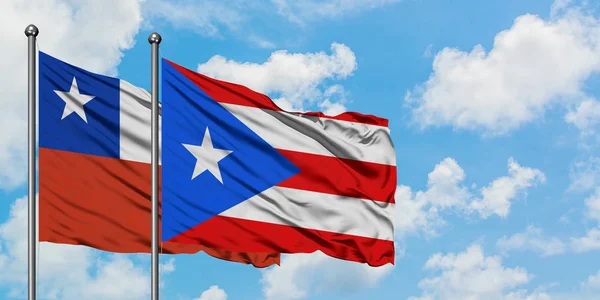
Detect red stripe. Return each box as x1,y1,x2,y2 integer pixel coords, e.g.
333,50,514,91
164,59,389,127
38,147,280,267
276,149,396,203
169,215,395,267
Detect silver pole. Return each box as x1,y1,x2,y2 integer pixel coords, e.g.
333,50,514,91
25,24,39,300
148,32,162,300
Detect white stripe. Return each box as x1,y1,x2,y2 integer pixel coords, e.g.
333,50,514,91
118,83,394,167
221,103,396,166
119,80,161,164
219,186,395,241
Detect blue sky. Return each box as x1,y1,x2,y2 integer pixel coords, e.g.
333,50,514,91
1,0,600,299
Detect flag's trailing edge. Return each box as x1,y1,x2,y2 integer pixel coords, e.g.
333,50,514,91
37,51,280,268
161,59,397,267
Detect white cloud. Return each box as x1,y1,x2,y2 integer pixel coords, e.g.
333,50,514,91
143,0,246,37
160,257,176,273
569,156,600,192
318,99,347,115
194,285,228,300
395,157,545,237
395,157,469,234
504,290,553,300
248,35,277,49
468,158,546,218
571,228,600,253
550,0,575,17
260,252,394,300
143,1,400,46
570,188,600,253
410,244,540,300
272,0,402,25
406,2,600,135
394,185,445,238
317,85,348,115
76,255,149,300
394,157,468,238
0,0,144,189
0,195,174,299
197,43,357,112
565,98,600,136
514,270,600,300
143,0,400,40
585,188,600,223
421,157,471,209
582,270,600,289
423,44,434,58
496,226,567,257
524,270,600,299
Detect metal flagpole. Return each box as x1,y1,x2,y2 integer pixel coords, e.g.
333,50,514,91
149,32,162,300
25,24,39,300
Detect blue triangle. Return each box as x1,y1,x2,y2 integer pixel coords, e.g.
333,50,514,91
161,60,301,242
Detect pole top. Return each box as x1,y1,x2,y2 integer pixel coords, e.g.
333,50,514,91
24,24,39,37
148,32,162,44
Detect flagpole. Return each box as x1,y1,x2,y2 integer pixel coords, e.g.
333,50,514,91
25,24,39,300
149,32,162,300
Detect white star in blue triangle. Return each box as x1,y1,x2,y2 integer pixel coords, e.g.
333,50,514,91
182,127,233,183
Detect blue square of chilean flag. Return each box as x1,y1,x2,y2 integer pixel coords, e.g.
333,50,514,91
39,51,120,159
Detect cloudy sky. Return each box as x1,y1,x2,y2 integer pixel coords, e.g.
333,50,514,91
1,0,600,299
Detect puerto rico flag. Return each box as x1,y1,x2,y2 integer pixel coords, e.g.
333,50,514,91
37,51,280,267
161,59,396,266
